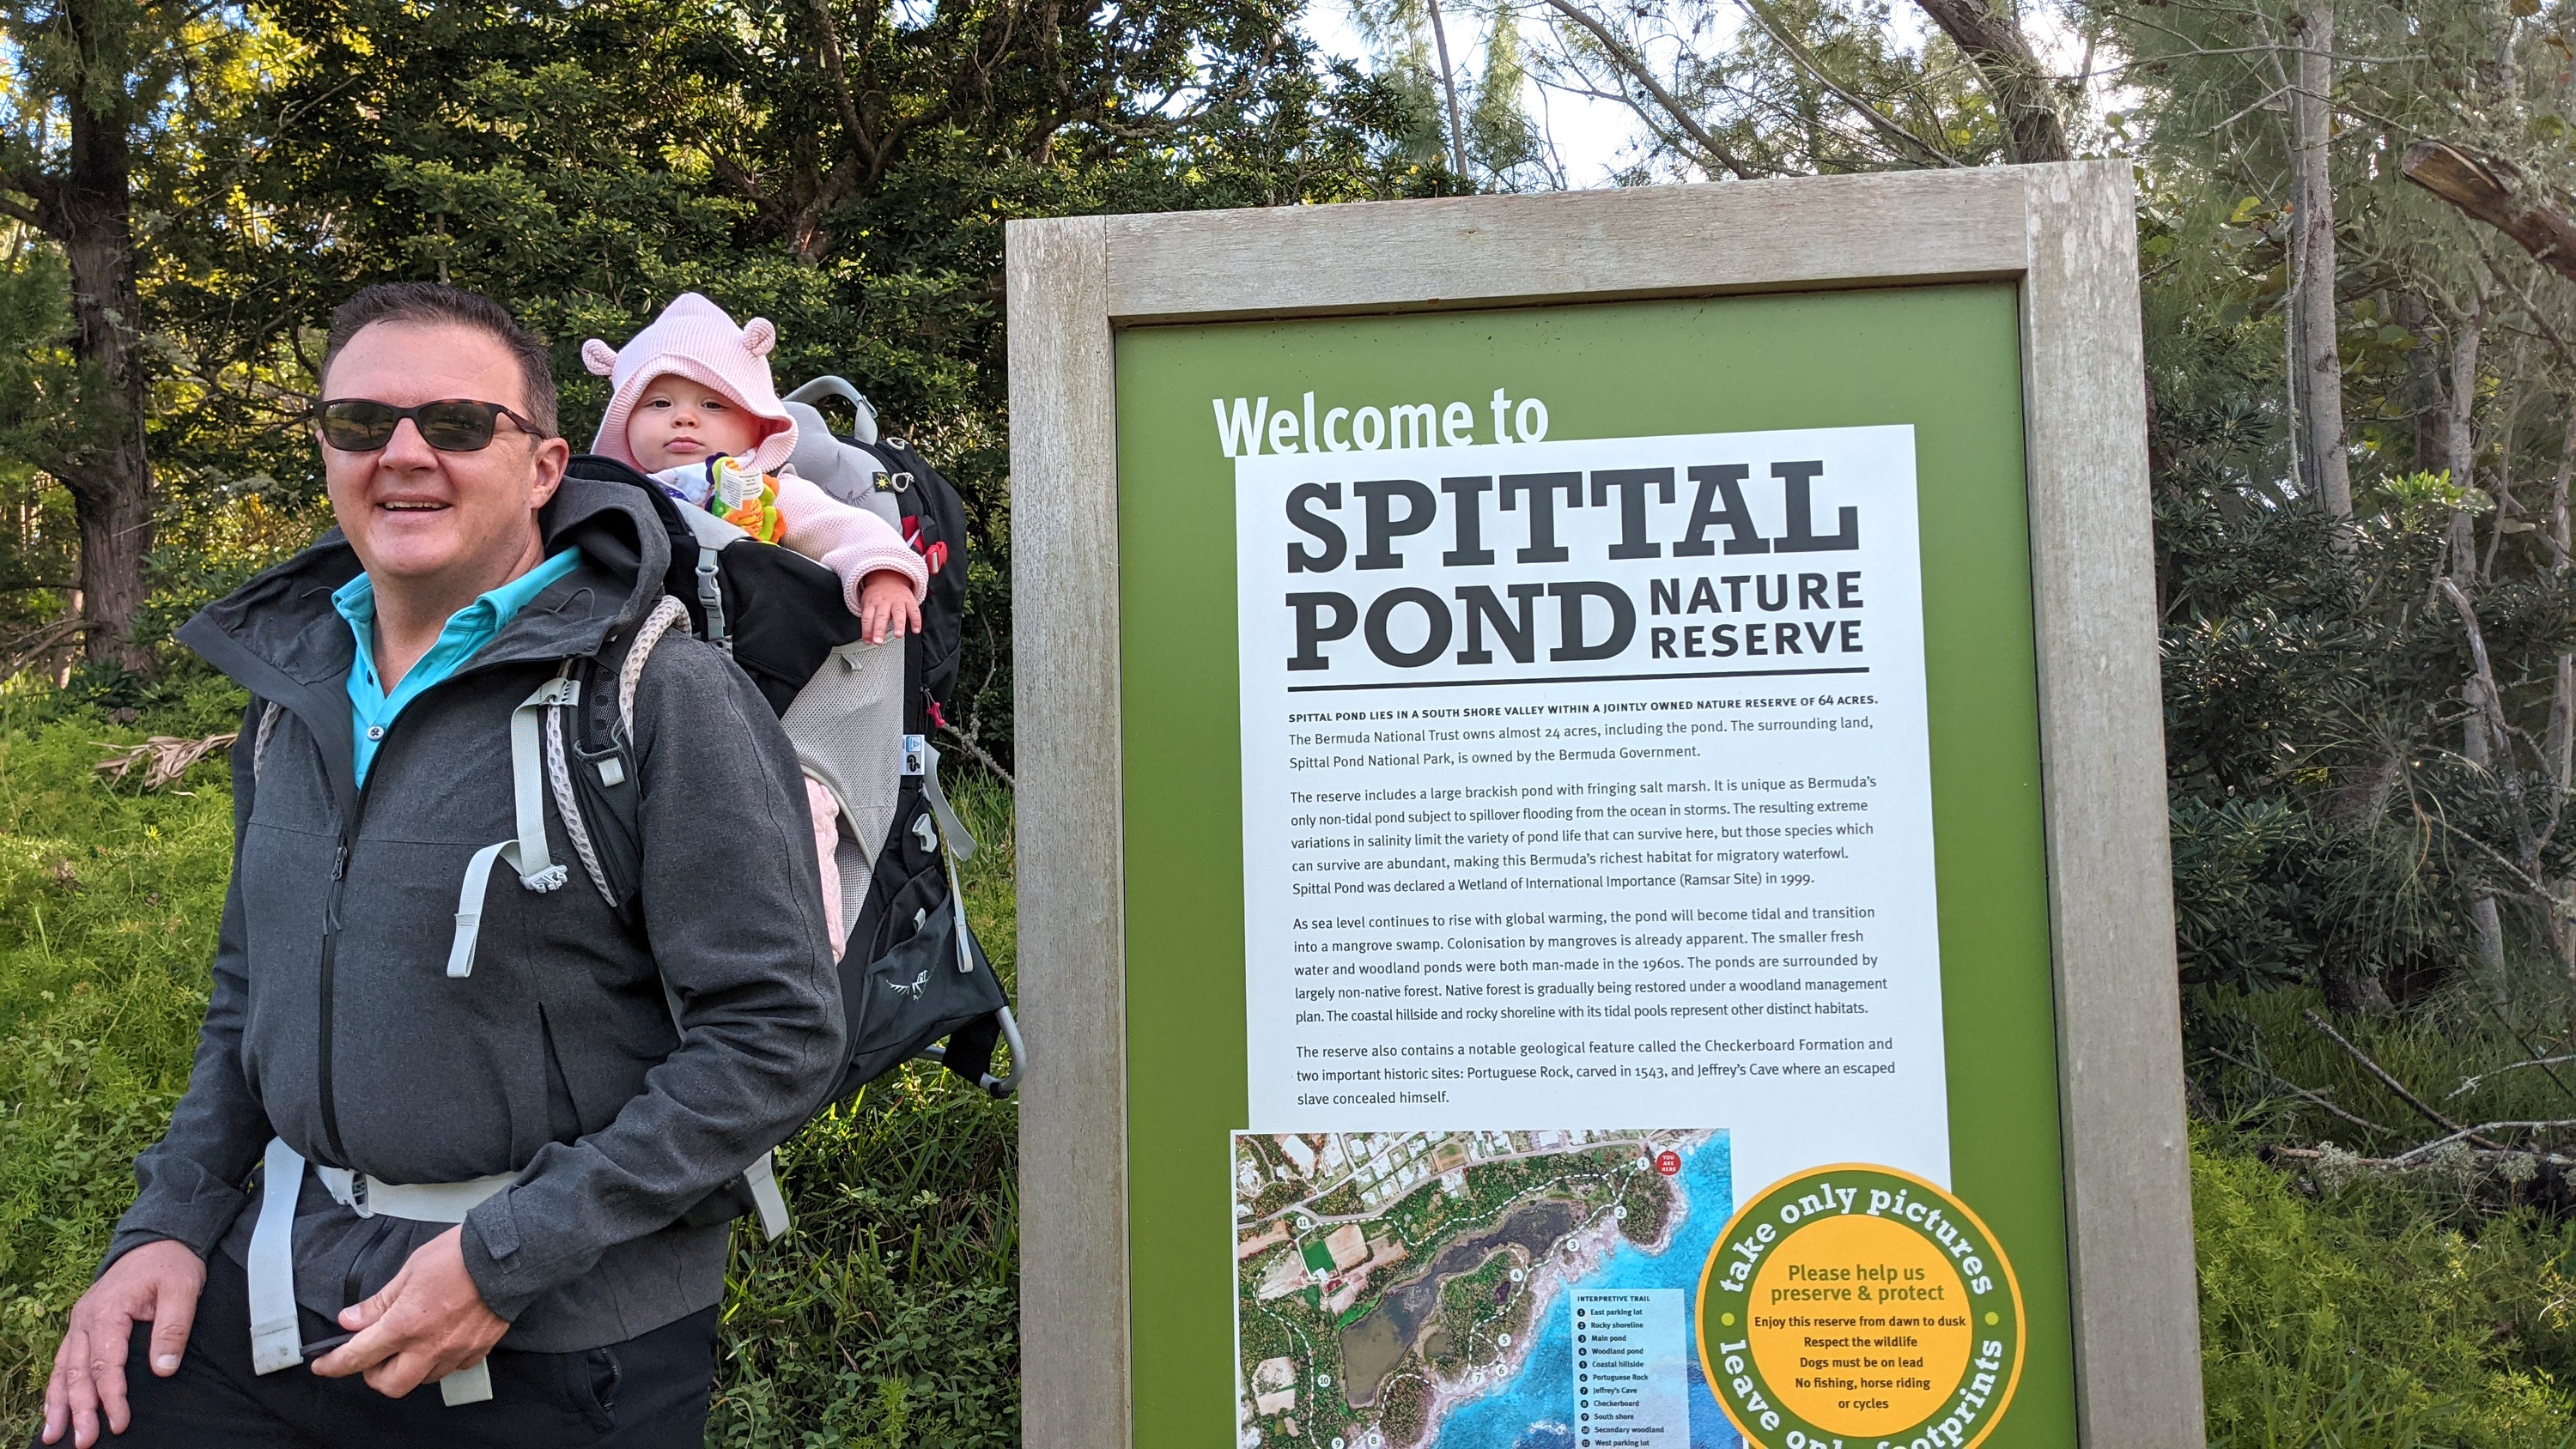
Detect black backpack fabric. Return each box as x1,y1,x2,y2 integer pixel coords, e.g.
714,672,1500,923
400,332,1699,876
552,452,1016,1113
806,431,1005,1100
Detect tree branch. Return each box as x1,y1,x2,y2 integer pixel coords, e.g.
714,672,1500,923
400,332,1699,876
2208,1046,2397,1136
2438,575,2543,865
2403,139,2576,285
806,0,868,142
2391,1119,2576,1165
2302,1007,2507,1148
1734,0,1964,167
1909,0,2069,163
1535,0,1759,180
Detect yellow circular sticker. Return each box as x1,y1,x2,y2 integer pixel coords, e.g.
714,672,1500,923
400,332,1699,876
1697,1165,2024,1449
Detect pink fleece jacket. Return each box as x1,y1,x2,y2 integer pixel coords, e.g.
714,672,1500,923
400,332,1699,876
773,472,928,612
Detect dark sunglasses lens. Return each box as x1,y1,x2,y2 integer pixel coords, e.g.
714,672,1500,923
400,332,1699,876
317,401,400,451
414,402,502,452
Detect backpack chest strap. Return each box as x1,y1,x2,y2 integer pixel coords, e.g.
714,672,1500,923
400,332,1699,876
445,676,578,979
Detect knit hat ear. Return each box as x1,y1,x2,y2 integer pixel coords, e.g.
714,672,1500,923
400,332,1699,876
741,318,776,359
581,338,619,377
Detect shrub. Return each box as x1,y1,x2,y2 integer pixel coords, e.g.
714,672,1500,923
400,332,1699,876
2197,1133,2576,1447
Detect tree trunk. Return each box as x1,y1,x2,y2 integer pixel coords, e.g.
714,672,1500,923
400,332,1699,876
1424,0,1470,179
1910,0,2070,163
2447,298,2485,575
2549,413,2576,975
24,0,156,673
2440,300,2509,975
2288,0,2354,521
2320,940,2396,1016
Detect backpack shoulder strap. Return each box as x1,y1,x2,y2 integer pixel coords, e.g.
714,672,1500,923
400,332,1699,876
549,596,691,912
543,594,795,1241
246,699,286,789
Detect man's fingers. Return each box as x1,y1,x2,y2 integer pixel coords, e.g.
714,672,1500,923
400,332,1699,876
40,1324,84,1444
361,1348,434,1400
339,1266,405,1332
88,1315,132,1435
310,1313,398,1379
62,1325,103,1449
145,1276,196,1376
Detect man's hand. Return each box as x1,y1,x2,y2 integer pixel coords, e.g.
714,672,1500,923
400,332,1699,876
41,1238,205,1446
310,1226,507,1399
856,570,921,646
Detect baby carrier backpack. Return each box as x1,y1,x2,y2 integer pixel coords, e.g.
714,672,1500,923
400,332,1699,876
530,378,1019,1232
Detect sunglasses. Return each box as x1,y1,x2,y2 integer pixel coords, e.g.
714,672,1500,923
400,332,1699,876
313,398,547,453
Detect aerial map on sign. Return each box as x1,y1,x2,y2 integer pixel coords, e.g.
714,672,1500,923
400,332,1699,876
1234,1129,1734,1449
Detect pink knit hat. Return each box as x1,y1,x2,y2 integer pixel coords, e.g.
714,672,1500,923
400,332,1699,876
581,293,798,476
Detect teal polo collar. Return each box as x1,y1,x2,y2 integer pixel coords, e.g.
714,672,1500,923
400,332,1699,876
333,547,585,786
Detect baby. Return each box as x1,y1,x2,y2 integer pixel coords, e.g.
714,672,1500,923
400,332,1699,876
583,293,930,955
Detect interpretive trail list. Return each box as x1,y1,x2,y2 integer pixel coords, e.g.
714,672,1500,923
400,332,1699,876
1576,1290,1690,1446
1236,426,1952,1185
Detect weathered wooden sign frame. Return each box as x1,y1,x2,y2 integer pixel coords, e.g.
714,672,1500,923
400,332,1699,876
1007,161,2199,1449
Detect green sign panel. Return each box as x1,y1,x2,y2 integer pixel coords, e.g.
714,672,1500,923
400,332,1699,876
1114,284,2076,1449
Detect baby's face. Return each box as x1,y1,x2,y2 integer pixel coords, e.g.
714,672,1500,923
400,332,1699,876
628,374,766,470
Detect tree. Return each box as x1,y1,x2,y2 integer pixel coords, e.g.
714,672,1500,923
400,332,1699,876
1518,0,2024,182
2285,0,2351,521
0,0,212,670
1908,0,2068,163
120,0,1430,763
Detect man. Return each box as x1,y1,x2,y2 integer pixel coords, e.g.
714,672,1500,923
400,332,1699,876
38,283,846,1446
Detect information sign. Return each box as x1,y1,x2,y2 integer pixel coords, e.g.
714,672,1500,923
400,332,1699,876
1010,165,2200,1449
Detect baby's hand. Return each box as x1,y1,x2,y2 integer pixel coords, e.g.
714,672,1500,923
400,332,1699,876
857,571,923,646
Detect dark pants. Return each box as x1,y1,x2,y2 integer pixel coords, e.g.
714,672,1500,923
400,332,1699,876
52,1248,715,1447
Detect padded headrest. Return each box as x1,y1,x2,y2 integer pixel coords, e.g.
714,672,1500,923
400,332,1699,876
784,401,902,531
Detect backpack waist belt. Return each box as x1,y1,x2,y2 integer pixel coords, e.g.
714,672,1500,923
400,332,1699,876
246,1136,513,1407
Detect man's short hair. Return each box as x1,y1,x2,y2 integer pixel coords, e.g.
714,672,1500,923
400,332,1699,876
320,282,559,438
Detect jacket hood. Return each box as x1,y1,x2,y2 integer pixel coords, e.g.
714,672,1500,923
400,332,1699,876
178,469,673,705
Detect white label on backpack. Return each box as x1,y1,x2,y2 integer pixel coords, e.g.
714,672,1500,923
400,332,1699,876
901,734,928,776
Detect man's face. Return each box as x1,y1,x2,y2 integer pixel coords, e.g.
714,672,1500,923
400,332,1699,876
625,373,768,472
319,321,570,590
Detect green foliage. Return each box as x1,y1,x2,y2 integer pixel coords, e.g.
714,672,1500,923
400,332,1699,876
2156,483,2576,1008
708,771,1019,1446
99,0,1443,763
2196,1133,2576,1447
2172,797,2474,1002
0,688,245,1431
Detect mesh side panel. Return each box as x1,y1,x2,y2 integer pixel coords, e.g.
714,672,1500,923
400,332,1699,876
784,639,907,919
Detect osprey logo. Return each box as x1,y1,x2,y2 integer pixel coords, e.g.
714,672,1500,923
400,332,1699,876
884,969,929,1001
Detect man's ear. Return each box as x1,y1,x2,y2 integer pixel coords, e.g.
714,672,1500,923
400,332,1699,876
527,434,573,508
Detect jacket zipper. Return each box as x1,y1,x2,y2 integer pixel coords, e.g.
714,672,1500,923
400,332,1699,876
310,654,538,1167
316,835,355,1163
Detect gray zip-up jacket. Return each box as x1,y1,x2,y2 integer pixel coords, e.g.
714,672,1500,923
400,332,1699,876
106,472,847,1351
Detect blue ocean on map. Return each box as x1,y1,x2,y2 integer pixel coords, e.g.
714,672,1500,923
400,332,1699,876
1432,1132,1740,1449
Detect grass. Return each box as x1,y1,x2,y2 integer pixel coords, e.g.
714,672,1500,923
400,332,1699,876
0,679,1018,1446
22,680,2576,1445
